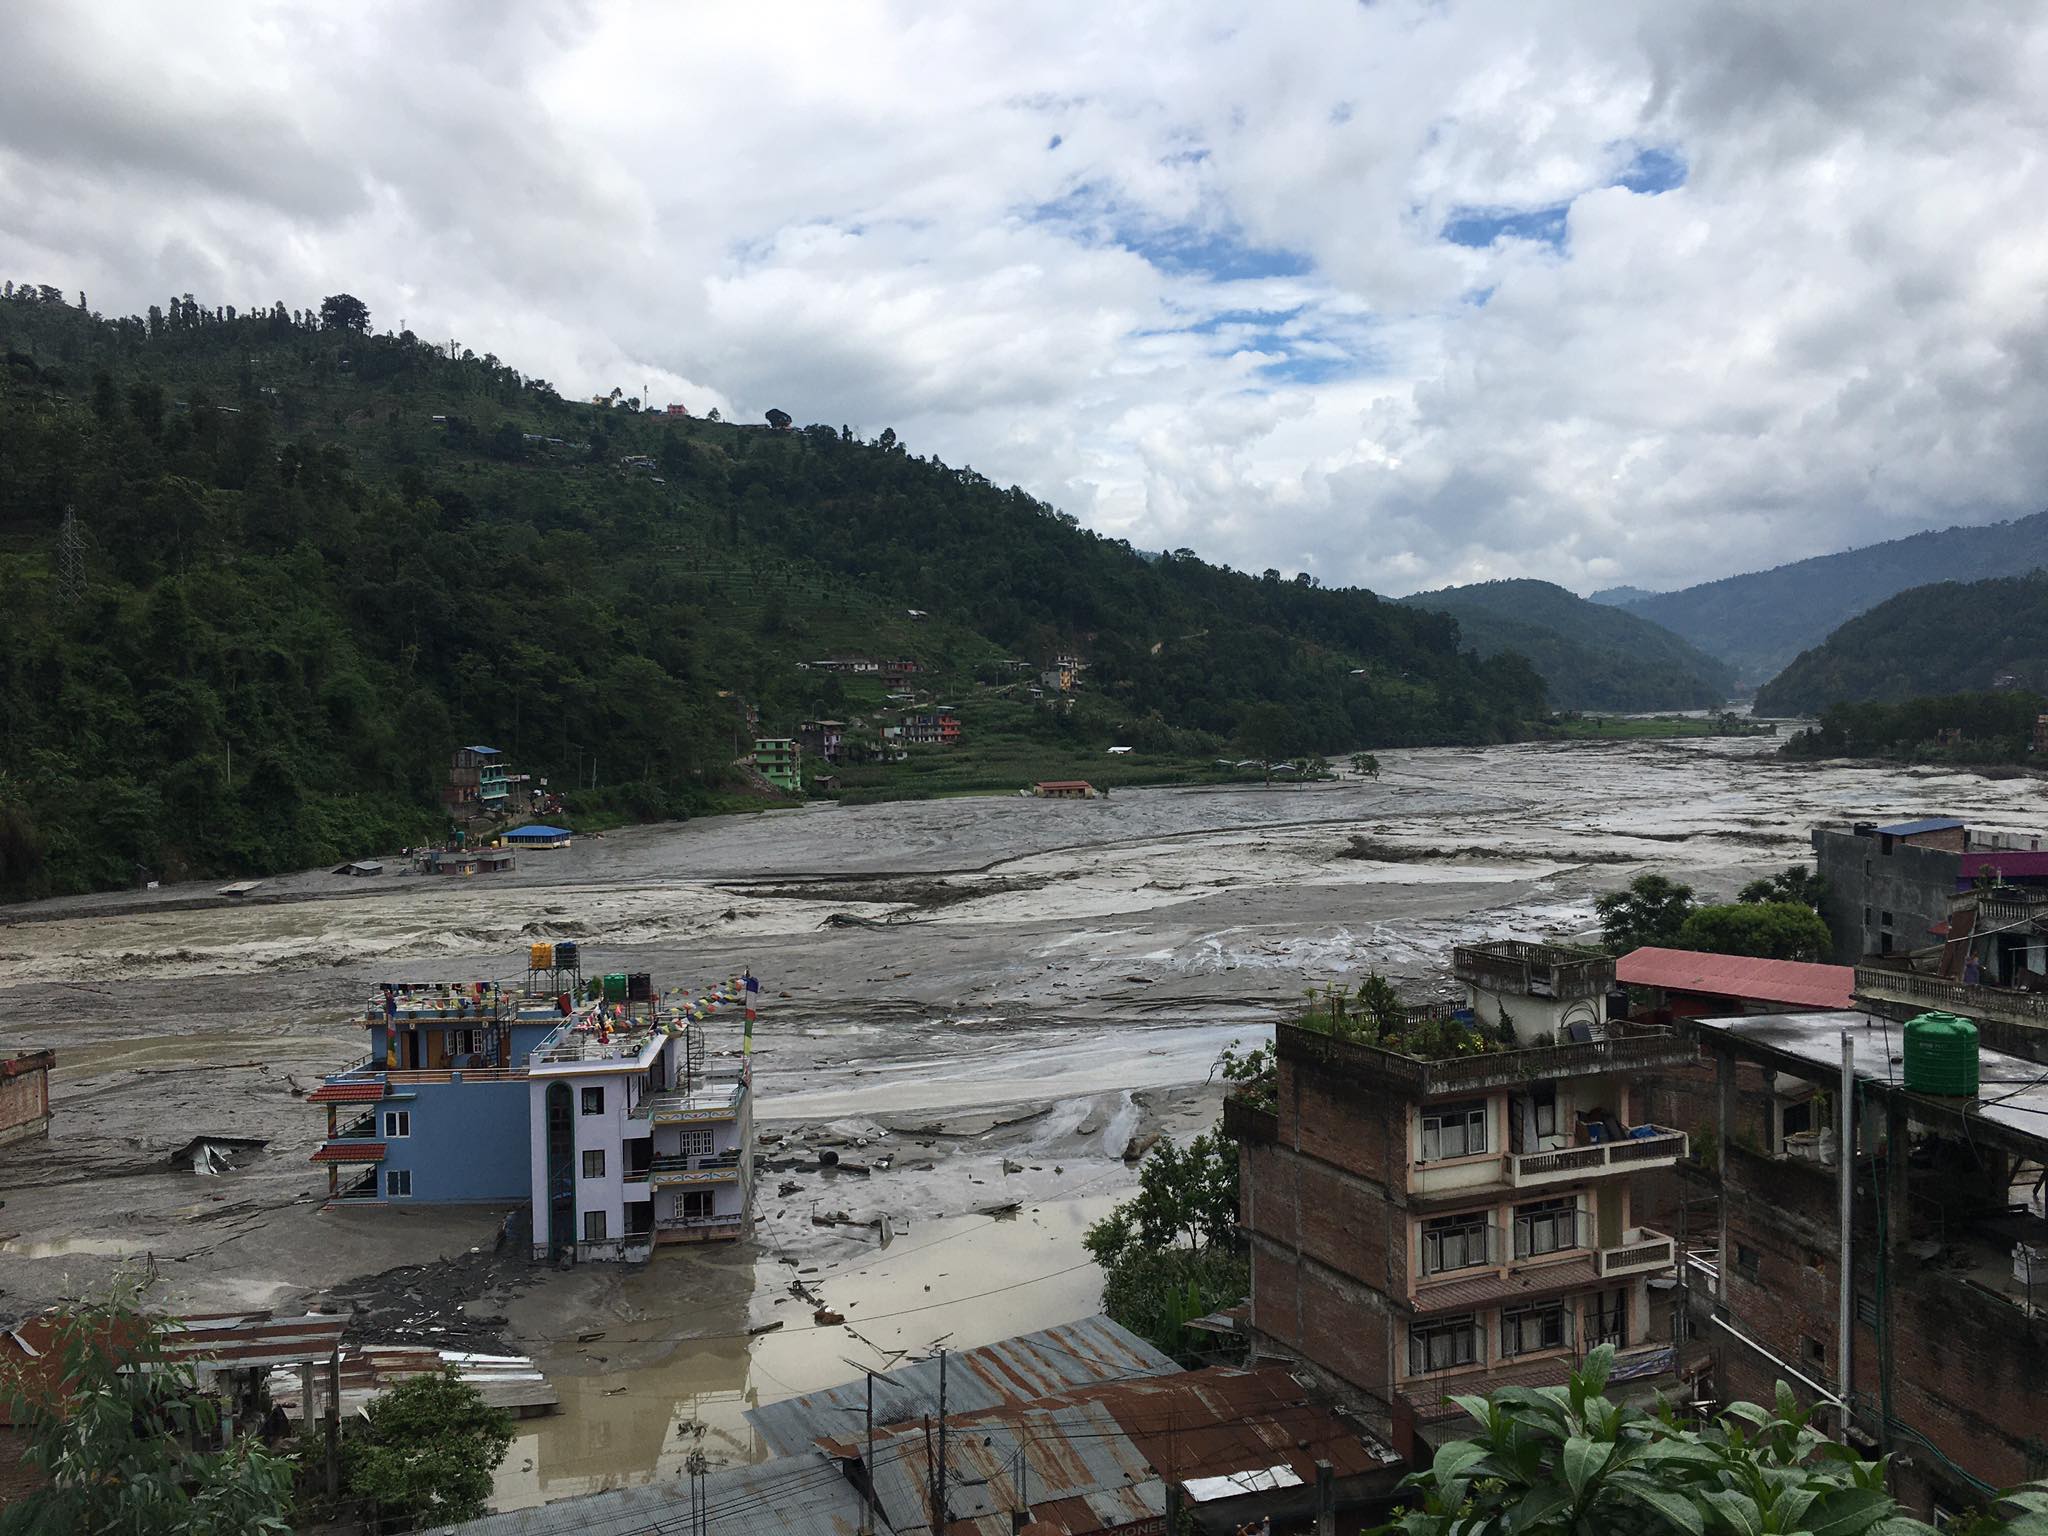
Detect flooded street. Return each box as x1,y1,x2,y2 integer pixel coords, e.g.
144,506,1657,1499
3,733,2043,1509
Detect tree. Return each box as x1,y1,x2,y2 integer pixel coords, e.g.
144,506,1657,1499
1678,900,1832,961
1084,1131,1246,1360
1382,1348,1991,1536
1350,752,1381,779
1595,873,1696,954
1235,701,1295,776
765,407,793,430
343,1371,512,1528
318,293,370,332
0,1278,294,1535
1738,864,1827,909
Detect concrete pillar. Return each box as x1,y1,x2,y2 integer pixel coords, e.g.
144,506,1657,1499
1316,1458,1335,1536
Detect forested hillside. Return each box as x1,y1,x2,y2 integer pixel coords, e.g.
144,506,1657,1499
1617,513,2048,684
1754,573,2048,715
0,284,1544,896
1397,578,1735,710
1781,690,2047,766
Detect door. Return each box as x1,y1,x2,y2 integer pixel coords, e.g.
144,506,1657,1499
546,1083,576,1254
1596,1184,1624,1248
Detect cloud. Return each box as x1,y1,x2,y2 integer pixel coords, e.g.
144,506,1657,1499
3,0,2046,598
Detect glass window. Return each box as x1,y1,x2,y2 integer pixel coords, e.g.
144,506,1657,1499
678,1128,714,1161
382,1110,410,1139
1501,1301,1570,1357
582,1149,606,1179
1407,1315,1480,1374
681,1190,714,1221
1532,1084,1557,1139
1421,1101,1488,1160
384,1169,411,1198
583,1210,607,1242
581,1085,604,1115
1421,1213,1492,1276
1513,1197,1582,1258
1586,1288,1627,1347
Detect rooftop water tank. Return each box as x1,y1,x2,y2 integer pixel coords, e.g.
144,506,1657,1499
529,942,554,971
555,940,580,967
602,972,628,1003
1902,1010,1979,1096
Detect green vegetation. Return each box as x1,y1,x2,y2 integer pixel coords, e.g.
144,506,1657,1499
341,1371,513,1529
1618,514,2048,688
1597,868,1832,960
1083,1130,1245,1361
1398,578,1737,711
0,283,1546,897
0,1279,294,1536
1533,712,1772,741
1781,690,2047,767
1755,574,2048,715
1382,1346,2048,1536
1295,971,1516,1057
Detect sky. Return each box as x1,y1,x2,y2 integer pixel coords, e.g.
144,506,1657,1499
3,1,2047,598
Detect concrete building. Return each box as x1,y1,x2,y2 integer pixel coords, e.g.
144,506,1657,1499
797,718,846,765
309,957,757,1264
899,708,961,747
1688,1011,2048,1516
1811,817,2048,966
442,746,513,814
752,737,801,792
1225,940,1699,1461
0,1051,53,1146
1030,780,1098,800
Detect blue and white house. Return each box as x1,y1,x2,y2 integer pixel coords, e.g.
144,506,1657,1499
309,955,755,1262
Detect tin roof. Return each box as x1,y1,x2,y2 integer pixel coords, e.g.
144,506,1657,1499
818,1366,1400,1536
1875,817,1964,837
159,1312,345,1370
1615,947,1854,1011
423,1451,869,1535
1409,1257,1601,1315
748,1315,1177,1457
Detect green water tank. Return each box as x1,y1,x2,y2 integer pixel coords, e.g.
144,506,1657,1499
1902,1010,1979,1096
602,972,628,1003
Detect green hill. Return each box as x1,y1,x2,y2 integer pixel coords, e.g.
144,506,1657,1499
0,284,1543,896
1753,573,2048,715
1396,579,1735,710
1616,514,2048,685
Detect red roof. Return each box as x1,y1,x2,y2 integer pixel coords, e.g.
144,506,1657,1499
1034,780,1094,790
306,1080,385,1103
309,1142,385,1163
1616,947,1853,1011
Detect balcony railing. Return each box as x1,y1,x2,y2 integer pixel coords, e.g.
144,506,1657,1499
1509,1128,1687,1187
1453,941,1614,1002
651,1151,741,1175
332,1169,379,1202
332,1113,377,1141
1597,1227,1677,1278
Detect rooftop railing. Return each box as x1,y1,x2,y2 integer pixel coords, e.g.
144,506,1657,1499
1453,940,1615,1002
1278,1020,1693,1095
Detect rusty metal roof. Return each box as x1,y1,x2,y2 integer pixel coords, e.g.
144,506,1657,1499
747,1314,1178,1456
426,1451,871,1535
818,1366,1399,1536
1408,1257,1601,1315
159,1312,345,1370
1615,947,1853,1011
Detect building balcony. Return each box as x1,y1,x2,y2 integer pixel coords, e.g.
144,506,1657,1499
330,1113,378,1141
647,1152,743,1188
1453,940,1615,1002
654,1214,745,1244
1278,1021,1694,1098
1596,1227,1677,1279
1508,1128,1687,1188
631,1081,745,1124
331,1169,380,1202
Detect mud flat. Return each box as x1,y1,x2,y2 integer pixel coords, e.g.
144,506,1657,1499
1,735,2039,1508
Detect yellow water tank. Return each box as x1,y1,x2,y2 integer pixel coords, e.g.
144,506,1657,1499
530,942,555,970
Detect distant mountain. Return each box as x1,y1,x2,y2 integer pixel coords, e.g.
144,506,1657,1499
1617,511,2048,685
1397,579,1737,711
1754,573,2048,715
1588,585,1661,608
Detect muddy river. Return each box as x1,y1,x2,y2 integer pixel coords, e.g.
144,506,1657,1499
0,734,2039,1510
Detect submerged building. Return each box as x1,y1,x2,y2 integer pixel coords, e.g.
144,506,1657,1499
308,947,756,1261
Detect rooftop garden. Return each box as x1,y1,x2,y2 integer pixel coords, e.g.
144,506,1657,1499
1293,971,1517,1060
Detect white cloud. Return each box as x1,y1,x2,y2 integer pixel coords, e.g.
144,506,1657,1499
4,0,2045,597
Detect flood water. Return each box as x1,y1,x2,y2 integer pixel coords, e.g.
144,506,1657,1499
4,732,2041,1511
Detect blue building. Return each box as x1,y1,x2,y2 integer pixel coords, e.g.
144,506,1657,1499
309,957,756,1261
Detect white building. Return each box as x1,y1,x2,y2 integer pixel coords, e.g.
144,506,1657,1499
525,1004,753,1262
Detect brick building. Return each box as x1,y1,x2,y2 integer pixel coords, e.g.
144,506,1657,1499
1689,1011,2048,1516
0,1051,53,1146
1226,941,1701,1460
1811,817,2048,966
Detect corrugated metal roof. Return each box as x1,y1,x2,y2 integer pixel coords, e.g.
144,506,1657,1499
1875,817,1963,837
1615,947,1854,1011
1409,1257,1600,1314
159,1312,344,1369
748,1315,1178,1457
426,1451,869,1535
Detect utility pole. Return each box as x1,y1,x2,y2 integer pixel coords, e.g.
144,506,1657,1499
1837,1027,1855,1437
864,1370,879,1535
936,1348,949,1530
687,1448,708,1536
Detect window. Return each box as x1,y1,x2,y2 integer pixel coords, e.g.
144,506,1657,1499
1736,1244,1761,1282
1880,910,1893,928
581,1085,604,1116
384,1169,412,1198
680,1190,714,1222
1407,1315,1480,1374
582,1149,606,1179
1421,1101,1488,1161
1800,1334,1826,1370
1586,1289,1627,1348
383,1110,410,1139
1532,1084,1557,1139
1856,1291,1879,1327
1421,1213,1492,1276
1514,1197,1582,1259
1501,1301,1571,1358
583,1210,607,1242
676,1128,714,1161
